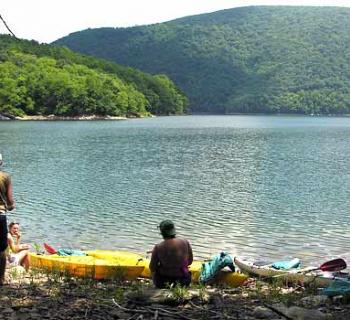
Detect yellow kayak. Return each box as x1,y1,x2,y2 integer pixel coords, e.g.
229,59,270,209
29,250,145,280
90,250,248,287
30,249,247,286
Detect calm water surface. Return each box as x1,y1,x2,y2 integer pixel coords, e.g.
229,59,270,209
1,115,350,265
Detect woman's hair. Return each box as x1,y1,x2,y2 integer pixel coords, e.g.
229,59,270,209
8,222,19,230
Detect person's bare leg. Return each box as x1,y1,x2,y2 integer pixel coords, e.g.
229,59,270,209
17,250,30,271
22,253,30,271
16,250,29,271
0,251,6,285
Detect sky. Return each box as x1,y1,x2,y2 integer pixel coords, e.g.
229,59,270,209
1,0,350,43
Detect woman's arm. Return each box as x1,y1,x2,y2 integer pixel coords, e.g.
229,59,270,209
7,234,19,253
7,234,28,252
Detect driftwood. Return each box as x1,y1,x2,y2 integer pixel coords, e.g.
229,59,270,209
263,303,294,320
189,301,237,319
113,298,199,320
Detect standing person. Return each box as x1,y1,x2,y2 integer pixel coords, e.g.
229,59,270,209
7,222,30,271
0,153,15,285
149,220,193,289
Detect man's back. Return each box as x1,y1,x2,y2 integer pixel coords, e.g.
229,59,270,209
150,237,193,277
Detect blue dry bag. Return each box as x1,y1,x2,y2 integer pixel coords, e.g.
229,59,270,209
56,248,87,256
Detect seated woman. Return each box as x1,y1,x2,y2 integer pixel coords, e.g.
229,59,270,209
7,222,30,271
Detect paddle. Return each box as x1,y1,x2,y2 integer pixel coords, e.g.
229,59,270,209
318,258,347,272
286,258,346,274
44,243,57,254
272,258,347,279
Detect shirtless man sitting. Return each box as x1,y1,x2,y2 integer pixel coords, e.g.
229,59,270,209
150,220,193,288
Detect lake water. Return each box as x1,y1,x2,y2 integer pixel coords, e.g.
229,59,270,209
1,115,350,265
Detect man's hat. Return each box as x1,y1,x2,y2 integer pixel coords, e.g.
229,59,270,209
159,220,176,237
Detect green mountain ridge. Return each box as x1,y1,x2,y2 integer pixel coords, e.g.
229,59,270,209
0,35,187,117
56,6,350,114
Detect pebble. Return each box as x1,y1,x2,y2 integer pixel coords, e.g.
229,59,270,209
14,312,30,320
300,295,330,308
0,296,10,303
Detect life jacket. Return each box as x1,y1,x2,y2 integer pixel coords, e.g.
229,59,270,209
199,251,235,284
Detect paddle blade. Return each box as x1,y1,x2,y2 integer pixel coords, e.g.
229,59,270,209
320,258,347,272
44,243,57,254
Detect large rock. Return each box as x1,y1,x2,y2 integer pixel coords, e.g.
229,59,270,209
125,288,177,304
252,306,278,318
286,306,329,320
0,114,11,120
271,303,330,320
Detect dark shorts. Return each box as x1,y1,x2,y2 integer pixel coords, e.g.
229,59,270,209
0,214,8,252
153,272,191,289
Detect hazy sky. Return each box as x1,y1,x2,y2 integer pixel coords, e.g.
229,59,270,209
1,0,350,43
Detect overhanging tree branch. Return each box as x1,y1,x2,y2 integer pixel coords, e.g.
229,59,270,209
0,13,16,38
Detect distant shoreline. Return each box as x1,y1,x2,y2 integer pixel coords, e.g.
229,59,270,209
2,113,350,121
189,112,350,117
0,114,131,121
15,115,128,121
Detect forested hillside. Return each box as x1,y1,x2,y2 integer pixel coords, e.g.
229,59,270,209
0,35,187,117
56,6,350,114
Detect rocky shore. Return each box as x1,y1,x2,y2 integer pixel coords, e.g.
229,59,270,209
1,268,350,320
0,113,154,121
15,115,128,121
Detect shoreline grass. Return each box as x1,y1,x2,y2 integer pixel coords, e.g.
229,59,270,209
1,267,349,319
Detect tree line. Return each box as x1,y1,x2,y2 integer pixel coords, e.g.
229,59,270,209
0,35,188,117
56,6,350,114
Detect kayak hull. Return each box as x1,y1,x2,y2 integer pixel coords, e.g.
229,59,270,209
30,249,248,286
234,257,350,287
93,250,248,287
29,251,144,280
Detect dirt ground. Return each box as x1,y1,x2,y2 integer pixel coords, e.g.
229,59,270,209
1,271,350,320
